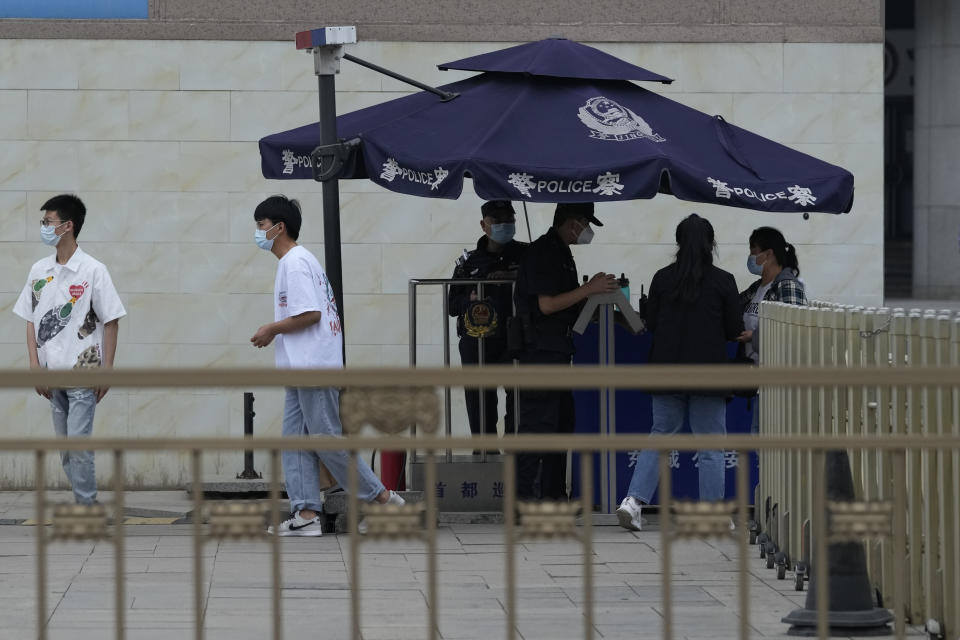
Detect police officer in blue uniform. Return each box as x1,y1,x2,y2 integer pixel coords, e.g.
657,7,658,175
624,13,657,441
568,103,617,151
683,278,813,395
448,200,528,448
513,202,618,500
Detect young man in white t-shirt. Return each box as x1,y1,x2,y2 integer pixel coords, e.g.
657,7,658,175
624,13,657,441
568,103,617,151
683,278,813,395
250,195,404,536
13,194,126,505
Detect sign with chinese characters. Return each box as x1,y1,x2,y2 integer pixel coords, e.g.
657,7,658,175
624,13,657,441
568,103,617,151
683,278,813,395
411,460,505,512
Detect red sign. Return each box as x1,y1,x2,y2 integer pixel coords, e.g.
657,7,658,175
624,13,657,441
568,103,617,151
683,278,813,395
70,284,85,298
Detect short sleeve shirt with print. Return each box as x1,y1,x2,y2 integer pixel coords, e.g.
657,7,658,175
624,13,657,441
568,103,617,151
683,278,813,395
13,248,126,370
273,245,343,370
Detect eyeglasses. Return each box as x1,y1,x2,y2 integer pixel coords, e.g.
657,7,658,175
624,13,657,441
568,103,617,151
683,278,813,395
40,218,64,227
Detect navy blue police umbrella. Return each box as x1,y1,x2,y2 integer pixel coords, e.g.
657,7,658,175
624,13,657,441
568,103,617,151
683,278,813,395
260,38,853,214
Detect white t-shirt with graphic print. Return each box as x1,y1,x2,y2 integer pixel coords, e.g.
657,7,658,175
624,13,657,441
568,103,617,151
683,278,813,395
273,245,343,370
13,248,126,370
742,282,772,363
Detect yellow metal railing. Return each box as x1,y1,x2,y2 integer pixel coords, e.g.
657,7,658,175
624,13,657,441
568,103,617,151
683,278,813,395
2,363,960,639
758,302,960,638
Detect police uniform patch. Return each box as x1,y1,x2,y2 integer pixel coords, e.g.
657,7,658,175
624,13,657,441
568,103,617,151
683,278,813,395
463,299,499,338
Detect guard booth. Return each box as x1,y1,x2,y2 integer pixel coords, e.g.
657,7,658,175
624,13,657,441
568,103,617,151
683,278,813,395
405,278,759,514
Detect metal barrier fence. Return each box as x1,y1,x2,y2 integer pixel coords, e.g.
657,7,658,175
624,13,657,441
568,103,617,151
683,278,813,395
757,301,960,638
2,364,960,640
408,277,520,465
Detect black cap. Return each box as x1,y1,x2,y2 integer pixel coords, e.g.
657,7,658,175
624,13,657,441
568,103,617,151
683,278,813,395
480,200,516,220
554,202,602,227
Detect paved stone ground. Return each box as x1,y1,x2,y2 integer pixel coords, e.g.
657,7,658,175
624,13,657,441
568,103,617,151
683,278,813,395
0,491,920,640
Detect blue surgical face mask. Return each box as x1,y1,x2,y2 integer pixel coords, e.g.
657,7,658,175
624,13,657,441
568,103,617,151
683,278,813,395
255,222,280,251
40,221,67,247
489,222,515,244
747,254,764,276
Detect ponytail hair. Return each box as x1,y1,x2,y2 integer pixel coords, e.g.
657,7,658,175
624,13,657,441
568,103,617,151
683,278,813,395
673,213,716,304
749,226,800,276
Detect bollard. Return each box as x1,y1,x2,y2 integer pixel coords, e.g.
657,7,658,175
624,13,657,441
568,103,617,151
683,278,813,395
782,450,892,635
237,392,262,480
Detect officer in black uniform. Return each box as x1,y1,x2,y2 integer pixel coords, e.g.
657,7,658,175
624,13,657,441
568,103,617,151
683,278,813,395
448,200,528,448
513,202,618,500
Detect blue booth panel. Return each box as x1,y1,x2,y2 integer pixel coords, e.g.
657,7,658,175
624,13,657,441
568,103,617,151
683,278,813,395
570,323,758,507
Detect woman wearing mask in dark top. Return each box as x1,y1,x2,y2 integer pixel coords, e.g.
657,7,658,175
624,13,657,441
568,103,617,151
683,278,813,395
736,226,808,364
617,214,743,531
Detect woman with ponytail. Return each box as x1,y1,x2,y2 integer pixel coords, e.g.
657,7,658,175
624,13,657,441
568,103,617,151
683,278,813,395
617,214,743,531
736,227,808,363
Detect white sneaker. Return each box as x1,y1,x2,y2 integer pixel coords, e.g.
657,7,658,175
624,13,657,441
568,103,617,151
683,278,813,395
267,511,323,537
358,491,406,535
616,497,643,531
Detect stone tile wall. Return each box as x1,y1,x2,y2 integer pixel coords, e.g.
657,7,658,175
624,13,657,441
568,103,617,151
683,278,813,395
0,39,883,487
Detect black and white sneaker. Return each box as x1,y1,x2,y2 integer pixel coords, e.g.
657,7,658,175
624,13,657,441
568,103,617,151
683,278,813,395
267,511,323,537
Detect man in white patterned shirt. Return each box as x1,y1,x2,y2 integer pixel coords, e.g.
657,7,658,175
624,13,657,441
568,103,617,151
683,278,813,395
13,194,126,505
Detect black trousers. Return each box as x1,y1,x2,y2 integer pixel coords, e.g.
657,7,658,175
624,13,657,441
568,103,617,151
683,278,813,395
517,350,575,500
459,336,515,437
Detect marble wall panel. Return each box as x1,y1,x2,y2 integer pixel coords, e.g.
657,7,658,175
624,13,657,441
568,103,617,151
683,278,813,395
83,241,180,294
229,91,317,142
0,90,27,140
342,293,412,346
77,40,181,91
339,191,434,243
77,141,180,191
783,43,883,94
178,41,289,92
0,40,79,90
678,43,784,93
0,141,80,191
381,243,464,294
730,93,834,144
28,90,129,141
178,142,262,192
178,242,268,295
832,93,884,144
0,243,58,294
0,191,27,242
130,91,231,142
341,243,383,294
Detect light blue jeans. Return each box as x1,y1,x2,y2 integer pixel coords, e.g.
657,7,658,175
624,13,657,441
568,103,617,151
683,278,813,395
626,394,726,503
282,387,385,513
50,388,98,505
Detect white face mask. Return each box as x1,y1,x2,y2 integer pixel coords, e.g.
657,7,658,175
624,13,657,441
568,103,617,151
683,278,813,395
255,222,280,251
576,223,594,245
40,221,67,247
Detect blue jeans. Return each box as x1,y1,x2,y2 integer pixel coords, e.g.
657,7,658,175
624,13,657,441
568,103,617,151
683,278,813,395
282,387,385,513
50,388,97,505
626,394,726,503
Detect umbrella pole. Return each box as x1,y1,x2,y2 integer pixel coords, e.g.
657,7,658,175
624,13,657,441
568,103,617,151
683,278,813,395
311,44,347,361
